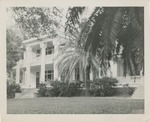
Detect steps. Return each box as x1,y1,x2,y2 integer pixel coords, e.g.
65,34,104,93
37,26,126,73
15,88,38,99
132,85,144,99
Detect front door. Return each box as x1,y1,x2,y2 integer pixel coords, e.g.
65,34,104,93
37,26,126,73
36,72,40,88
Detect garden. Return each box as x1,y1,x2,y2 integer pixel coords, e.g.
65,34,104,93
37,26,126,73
7,70,143,114
7,77,136,98
37,77,136,97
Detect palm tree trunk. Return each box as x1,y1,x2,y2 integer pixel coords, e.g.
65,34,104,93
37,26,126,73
83,68,89,96
84,69,88,96
84,67,91,96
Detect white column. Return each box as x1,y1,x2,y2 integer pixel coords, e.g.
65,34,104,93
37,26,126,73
26,46,32,87
23,52,27,60
22,69,25,83
140,68,143,77
69,69,75,81
90,70,93,80
53,44,61,81
16,62,20,84
110,61,117,77
25,70,27,84
98,67,102,78
40,42,46,83
79,67,83,81
72,69,75,80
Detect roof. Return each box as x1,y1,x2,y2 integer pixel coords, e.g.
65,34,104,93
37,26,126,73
22,31,69,45
23,35,48,44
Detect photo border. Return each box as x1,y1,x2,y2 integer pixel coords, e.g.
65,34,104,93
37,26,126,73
0,0,150,121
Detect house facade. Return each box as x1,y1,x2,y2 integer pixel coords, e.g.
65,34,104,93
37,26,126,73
11,35,144,89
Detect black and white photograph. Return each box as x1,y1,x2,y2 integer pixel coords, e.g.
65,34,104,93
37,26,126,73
6,6,145,114
1,0,150,121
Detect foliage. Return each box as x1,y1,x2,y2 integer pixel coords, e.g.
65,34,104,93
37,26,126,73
90,77,118,96
65,7,86,31
38,83,47,97
38,81,83,97
7,81,22,98
12,7,63,39
58,18,100,96
65,7,144,76
46,80,61,97
122,84,136,95
59,81,83,97
38,79,136,97
58,19,99,79
10,7,144,76
49,81,83,97
7,29,23,75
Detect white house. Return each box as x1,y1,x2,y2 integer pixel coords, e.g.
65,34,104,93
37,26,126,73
10,34,144,89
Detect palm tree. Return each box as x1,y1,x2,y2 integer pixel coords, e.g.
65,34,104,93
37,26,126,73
65,7,144,76
57,21,99,95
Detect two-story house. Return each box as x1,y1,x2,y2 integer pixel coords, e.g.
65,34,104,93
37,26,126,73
10,34,144,90
11,34,65,88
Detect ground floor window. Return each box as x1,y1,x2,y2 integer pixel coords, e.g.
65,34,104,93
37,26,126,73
20,70,25,83
45,70,54,81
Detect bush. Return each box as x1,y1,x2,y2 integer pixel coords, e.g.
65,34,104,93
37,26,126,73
38,83,47,97
38,80,83,97
59,81,83,97
123,84,136,95
38,78,119,97
45,80,61,97
90,77,118,96
7,82,22,98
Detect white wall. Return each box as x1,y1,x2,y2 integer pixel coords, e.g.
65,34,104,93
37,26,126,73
22,64,54,88
27,66,41,88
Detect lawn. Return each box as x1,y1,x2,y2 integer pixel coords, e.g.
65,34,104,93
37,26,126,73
7,97,144,114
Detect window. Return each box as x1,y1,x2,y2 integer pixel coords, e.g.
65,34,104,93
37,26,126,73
46,47,54,55
59,43,65,49
20,70,25,83
60,43,65,47
45,70,54,81
36,49,41,57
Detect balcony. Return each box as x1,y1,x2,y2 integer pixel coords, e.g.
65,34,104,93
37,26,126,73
45,54,54,64
30,56,41,66
20,54,54,67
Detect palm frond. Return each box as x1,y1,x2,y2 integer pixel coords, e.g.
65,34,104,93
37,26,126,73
65,7,86,32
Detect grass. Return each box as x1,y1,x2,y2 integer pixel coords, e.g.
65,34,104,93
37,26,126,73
7,97,144,114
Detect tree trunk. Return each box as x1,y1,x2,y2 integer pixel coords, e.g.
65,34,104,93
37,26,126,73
84,69,88,96
84,66,90,96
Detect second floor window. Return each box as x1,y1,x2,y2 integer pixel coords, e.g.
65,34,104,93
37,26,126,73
46,47,54,55
36,49,41,57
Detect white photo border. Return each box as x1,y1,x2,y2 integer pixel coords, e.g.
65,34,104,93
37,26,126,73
0,0,150,122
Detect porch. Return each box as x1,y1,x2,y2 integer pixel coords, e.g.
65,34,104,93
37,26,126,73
11,64,55,89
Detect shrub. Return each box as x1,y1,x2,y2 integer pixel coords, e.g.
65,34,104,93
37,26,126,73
38,83,47,97
123,84,136,95
7,82,21,99
59,81,83,97
46,80,61,97
128,87,136,95
90,77,118,96
38,80,83,97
